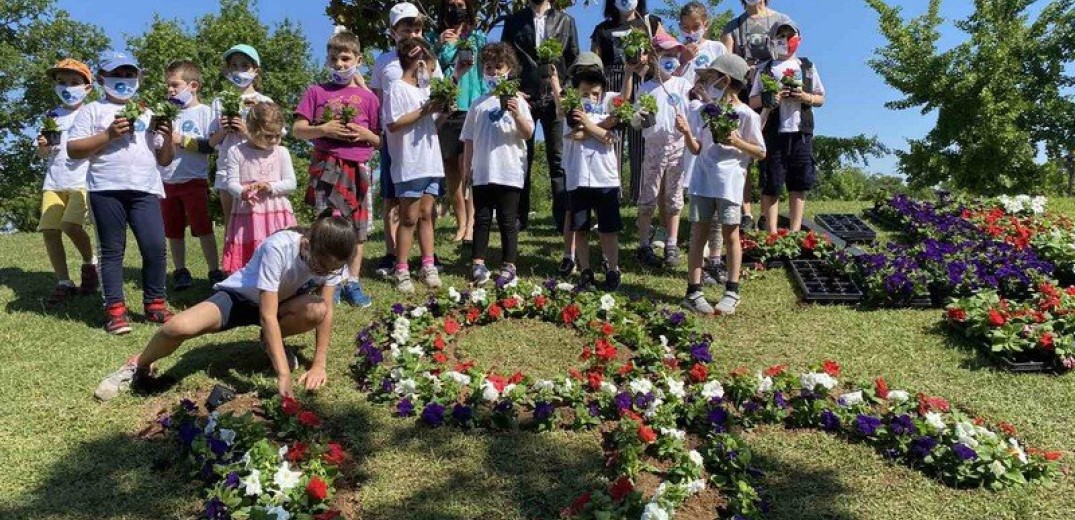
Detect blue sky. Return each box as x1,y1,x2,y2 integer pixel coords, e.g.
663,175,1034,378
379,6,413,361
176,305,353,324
57,0,997,175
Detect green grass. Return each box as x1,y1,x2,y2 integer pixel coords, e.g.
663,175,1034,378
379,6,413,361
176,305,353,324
1,200,1074,519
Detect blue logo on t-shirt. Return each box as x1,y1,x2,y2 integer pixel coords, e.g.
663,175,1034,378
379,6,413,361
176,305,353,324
133,119,147,132
489,109,506,122
695,55,711,68
181,120,197,135
668,94,683,107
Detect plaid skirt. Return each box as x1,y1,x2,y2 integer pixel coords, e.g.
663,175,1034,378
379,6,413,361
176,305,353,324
305,149,371,242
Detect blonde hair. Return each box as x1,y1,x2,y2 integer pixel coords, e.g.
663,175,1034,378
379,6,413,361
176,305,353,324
166,59,202,84
328,30,361,56
246,102,284,135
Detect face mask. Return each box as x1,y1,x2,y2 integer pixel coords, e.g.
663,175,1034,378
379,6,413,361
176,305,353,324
416,62,431,85
102,77,138,100
228,71,257,88
744,0,762,5
445,5,468,26
483,74,505,91
331,66,359,85
55,85,89,106
170,87,194,107
682,30,705,44
659,57,680,75
615,0,638,13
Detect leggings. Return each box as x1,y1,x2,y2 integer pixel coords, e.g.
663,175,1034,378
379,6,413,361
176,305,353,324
472,184,521,265
89,190,167,305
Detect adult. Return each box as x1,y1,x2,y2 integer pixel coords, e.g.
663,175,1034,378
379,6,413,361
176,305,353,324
721,0,792,231
591,0,663,204
502,0,579,233
431,0,486,244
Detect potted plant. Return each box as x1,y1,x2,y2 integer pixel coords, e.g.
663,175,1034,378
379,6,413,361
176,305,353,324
429,77,459,111
118,100,146,135
563,87,583,127
41,116,62,146
491,78,520,112
340,103,358,125
536,39,564,77
760,73,781,109
455,38,475,71
320,105,336,124
637,93,657,129
621,29,650,66
609,95,635,128
150,99,180,132
218,89,243,130
700,101,739,144
780,68,802,90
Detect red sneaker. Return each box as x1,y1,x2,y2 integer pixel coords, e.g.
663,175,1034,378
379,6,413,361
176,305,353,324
105,302,132,335
79,263,99,294
144,298,173,324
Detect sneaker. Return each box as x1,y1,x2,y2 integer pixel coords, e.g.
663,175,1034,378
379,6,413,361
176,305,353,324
684,291,714,315
496,264,518,288
79,263,99,294
578,269,597,291
395,270,415,293
472,263,491,286
173,268,193,291
701,270,720,286
704,260,728,285
664,245,682,267
636,245,662,268
46,281,77,308
144,298,173,324
420,264,442,288
604,269,622,292
340,280,373,308
714,291,741,315
94,358,147,401
741,214,756,232
208,269,226,285
376,254,396,279
558,257,576,277
105,302,132,335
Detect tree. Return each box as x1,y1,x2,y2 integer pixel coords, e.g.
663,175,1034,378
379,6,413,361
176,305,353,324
652,0,733,40
866,0,1075,195
0,0,109,230
813,134,890,176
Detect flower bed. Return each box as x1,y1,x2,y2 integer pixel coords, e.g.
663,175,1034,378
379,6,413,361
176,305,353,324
353,282,1062,518
743,229,833,266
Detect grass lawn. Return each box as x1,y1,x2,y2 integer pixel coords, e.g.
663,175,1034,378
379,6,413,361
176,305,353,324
1,199,1073,520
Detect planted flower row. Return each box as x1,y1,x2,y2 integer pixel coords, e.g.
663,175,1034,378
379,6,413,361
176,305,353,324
743,229,833,265
162,396,347,520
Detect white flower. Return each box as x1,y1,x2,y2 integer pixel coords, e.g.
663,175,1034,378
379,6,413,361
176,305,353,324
644,397,663,419
600,293,616,311
448,286,462,303
423,371,443,391
800,372,837,391
686,478,707,494
701,380,725,400
391,316,411,344
641,501,671,520
406,345,425,357
531,285,543,297
217,428,236,446
389,343,402,360
273,462,303,491
886,390,909,403
503,383,517,396
410,306,427,318
559,377,574,393
1008,438,1028,464
390,367,404,381
481,380,500,402
924,412,947,433
277,445,289,459
665,378,686,399
652,481,669,499
471,288,487,303
989,460,1007,478
659,335,669,349
398,378,417,396
265,505,291,520
659,427,686,440
629,378,654,395
556,282,575,292
444,371,472,387
955,422,978,440
1031,196,1047,214
600,381,618,395
958,435,979,449
838,391,864,407
688,449,704,466
205,411,219,434
532,379,555,392
756,374,774,393
242,468,262,496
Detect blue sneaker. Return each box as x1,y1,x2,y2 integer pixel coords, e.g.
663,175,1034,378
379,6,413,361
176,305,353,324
340,280,373,308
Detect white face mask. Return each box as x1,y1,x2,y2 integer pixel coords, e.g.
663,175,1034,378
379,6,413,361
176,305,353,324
483,73,505,91
744,0,762,6
615,0,638,13
331,66,359,85
228,71,257,89
170,87,194,107
102,77,138,100
773,38,790,59
659,57,680,75
55,85,89,106
682,30,705,44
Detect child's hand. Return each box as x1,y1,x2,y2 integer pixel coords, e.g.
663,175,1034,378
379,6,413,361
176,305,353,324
506,97,521,116
321,119,357,141
683,43,700,60
439,28,459,45
108,117,132,139
788,89,811,104
297,365,328,391
348,123,378,144
153,120,173,141
277,373,294,398
35,135,50,149
569,108,588,127
674,114,691,136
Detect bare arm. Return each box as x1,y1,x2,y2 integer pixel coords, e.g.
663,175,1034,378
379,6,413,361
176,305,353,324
258,290,293,397
67,117,129,159
154,121,176,167
462,139,473,184
729,133,766,161
387,102,437,133
296,283,334,391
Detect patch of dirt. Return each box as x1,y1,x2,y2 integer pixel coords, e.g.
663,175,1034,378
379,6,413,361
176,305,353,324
136,389,264,440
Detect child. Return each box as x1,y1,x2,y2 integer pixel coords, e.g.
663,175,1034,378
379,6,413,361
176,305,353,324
384,37,447,294
295,29,381,308
676,54,766,315
749,20,825,233
461,42,534,286
635,32,693,268
370,3,445,279
67,51,175,334
94,209,357,401
36,58,97,307
209,44,274,233
551,52,631,292
160,60,223,290
678,1,729,85
221,103,298,272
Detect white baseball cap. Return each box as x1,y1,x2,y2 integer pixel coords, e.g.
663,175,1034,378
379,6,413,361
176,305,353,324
389,3,422,28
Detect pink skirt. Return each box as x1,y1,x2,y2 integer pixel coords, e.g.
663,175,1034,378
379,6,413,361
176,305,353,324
222,198,297,272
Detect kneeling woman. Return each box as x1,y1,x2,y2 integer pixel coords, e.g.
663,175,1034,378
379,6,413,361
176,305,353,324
95,209,356,400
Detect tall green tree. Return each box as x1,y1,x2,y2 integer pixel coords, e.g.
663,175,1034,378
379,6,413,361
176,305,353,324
866,0,1075,194
653,0,733,39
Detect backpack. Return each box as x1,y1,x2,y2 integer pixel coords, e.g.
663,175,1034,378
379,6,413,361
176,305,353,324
760,57,815,135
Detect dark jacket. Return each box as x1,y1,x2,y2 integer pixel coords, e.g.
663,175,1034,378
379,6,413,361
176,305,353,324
502,7,580,102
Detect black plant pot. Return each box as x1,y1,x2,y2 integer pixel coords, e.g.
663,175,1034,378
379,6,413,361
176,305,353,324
761,90,779,109
500,95,513,112
567,113,581,127
639,112,656,129
42,131,61,146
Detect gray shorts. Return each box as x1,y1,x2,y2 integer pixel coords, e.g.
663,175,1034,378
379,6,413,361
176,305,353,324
690,196,741,226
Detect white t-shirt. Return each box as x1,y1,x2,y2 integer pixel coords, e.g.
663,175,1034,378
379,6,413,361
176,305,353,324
161,104,214,184
687,102,765,203
460,94,533,188
214,229,342,303
40,105,89,191
385,80,445,183
679,40,728,85
563,92,621,191
68,100,165,196
749,57,825,133
209,92,275,189
639,76,692,141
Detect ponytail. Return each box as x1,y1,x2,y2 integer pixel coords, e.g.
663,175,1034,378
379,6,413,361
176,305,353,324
297,208,358,266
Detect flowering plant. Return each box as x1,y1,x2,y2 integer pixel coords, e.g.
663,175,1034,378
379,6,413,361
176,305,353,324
536,38,564,65
700,101,738,143
429,77,459,107
996,194,1047,216
780,68,802,89
745,229,832,263
218,88,242,119
609,95,635,124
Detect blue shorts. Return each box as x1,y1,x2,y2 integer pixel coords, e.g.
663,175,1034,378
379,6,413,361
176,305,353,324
761,132,816,196
395,177,443,199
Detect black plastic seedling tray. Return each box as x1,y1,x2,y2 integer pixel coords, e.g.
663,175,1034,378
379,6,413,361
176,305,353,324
788,259,864,304
814,214,877,244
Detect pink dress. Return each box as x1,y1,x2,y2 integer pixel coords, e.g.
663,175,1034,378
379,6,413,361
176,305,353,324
221,142,298,272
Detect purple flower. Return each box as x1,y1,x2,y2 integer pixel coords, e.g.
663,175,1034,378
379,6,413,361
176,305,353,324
820,410,840,432
910,436,938,459
421,402,445,427
208,437,229,457
614,391,632,410
669,312,686,326
882,448,900,459
708,407,728,432
634,392,654,409
452,403,473,424
397,398,415,417
773,391,788,408
690,343,712,363
180,399,197,413
889,414,917,436
391,303,406,315
952,443,978,461
157,415,172,429
544,278,557,291
855,414,882,436
380,377,395,394
224,471,240,489
587,401,601,417
359,342,383,366
702,103,721,117
535,401,556,421
178,422,201,446
743,401,760,414
205,497,228,519
494,400,514,414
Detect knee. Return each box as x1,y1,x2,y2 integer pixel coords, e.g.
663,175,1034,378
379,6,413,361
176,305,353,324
60,222,83,236
158,320,198,342
302,300,328,324
399,212,420,228
41,228,62,240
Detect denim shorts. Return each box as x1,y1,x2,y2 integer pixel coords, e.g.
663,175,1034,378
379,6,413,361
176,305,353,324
395,176,443,199
690,196,741,226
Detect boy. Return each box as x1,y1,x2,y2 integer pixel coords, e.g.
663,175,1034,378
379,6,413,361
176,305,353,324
37,58,98,307
461,42,534,286
676,54,766,315
370,2,445,280
161,60,223,290
68,51,175,334
294,29,381,307
749,20,825,233
551,52,633,292
636,32,693,268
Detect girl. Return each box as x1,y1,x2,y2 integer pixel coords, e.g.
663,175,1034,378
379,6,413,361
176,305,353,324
678,1,729,85
94,209,357,401
221,103,298,273
210,44,274,232
384,37,447,294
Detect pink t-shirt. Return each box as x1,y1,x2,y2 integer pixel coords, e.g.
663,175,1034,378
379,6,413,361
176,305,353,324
295,83,380,163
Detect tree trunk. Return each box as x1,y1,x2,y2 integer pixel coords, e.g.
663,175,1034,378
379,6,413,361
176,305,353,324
1067,150,1075,197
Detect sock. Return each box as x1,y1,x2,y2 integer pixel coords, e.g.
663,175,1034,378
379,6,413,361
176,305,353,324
396,262,409,273
421,255,435,267
709,255,722,265
726,281,740,294
686,283,702,295
58,279,75,287
563,253,574,261
666,237,677,248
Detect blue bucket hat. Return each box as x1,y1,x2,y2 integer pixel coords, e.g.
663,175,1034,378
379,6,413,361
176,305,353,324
223,44,261,66
97,50,140,73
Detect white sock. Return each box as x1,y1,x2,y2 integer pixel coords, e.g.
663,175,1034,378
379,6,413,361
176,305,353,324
666,237,677,248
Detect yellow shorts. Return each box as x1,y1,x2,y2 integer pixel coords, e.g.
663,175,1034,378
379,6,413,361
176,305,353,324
38,190,90,231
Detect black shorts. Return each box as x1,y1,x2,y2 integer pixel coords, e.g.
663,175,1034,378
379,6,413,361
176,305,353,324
207,289,261,331
438,111,467,159
568,187,623,233
761,132,816,196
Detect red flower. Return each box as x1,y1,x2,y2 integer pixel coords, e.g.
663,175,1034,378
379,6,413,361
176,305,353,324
783,68,795,78
563,491,592,516
874,377,889,399
306,476,329,501
286,441,307,463
323,442,347,466
618,361,635,376
298,410,322,428
443,317,460,335
1044,451,1063,461
433,352,448,364
282,396,301,416
609,476,634,502
689,363,708,383
579,347,593,361
487,374,509,392
433,335,446,351
1066,286,1075,297
822,360,841,377
314,511,341,520
765,233,779,246
562,303,581,324
466,307,481,323
587,372,603,391
1040,332,1055,350
601,323,614,336
488,304,503,319
662,358,680,370
763,364,787,377
612,96,626,108
509,371,525,385
568,368,583,380
534,295,548,309
638,424,657,444
503,297,519,309
803,231,818,251
947,308,967,322
455,360,476,372
623,410,642,421
730,366,750,377
595,338,618,362
916,393,950,416
998,422,1017,436
988,309,1007,327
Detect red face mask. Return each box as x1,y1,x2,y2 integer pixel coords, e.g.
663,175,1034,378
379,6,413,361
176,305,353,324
787,35,801,56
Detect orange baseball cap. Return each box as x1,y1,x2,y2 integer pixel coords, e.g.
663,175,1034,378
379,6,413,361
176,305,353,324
47,58,93,84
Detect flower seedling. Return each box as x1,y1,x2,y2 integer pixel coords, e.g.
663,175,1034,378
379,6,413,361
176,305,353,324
781,68,802,90
430,77,459,110
492,78,520,111
700,101,739,143
537,39,564,65
622,29,650,65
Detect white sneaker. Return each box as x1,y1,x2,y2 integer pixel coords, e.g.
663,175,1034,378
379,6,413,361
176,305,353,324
714,291,741,315
396,270,415,294
420,265,442,288
95,358,146,401
684,291,714,315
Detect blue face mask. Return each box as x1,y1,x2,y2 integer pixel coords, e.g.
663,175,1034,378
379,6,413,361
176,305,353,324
331,66,358,85
170,87,194,107
483,74,505,91
102,77,138,100
55,85,89,106
228,71,257,88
